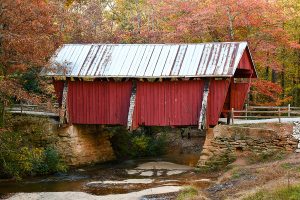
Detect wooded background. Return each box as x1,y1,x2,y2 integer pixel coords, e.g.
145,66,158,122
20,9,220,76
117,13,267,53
1,0,300,117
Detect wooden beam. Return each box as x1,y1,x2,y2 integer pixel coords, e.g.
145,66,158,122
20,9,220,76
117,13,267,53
198,79,211,130
127,81,137,130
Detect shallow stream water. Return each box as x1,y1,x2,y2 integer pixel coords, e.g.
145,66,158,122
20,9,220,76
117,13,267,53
0,154,214,199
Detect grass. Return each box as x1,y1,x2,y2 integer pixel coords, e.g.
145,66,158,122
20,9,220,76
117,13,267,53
231,168,246,179
177,186,198,200
247,150,286,164
243,184,300,200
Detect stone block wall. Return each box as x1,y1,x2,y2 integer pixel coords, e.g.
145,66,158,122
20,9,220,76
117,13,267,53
53,124,115,166
198,123,298,166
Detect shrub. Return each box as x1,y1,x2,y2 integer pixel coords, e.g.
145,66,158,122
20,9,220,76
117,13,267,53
197,148,236,173
109,127,133,159
0,116,67,180
33,147,68,175
131,134,151,157
177,186,198,200
110,126,167,159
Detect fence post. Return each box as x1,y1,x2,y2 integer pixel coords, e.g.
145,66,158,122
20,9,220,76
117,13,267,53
231,108,234,125
245,104,248,120
227,111,231,125
278,107,281,123
20,102,23,115
288,104,291,117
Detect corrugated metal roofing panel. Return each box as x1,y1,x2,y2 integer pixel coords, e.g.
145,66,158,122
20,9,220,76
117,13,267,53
171,45,187,76
215,44,228,75
136,45,154,76
87,45,105,76
70,45,92,76
153,45,171,76
128,45,146,76
161,45,179,76
144,45,162,76
222,43,235,75
43,42,255,78
186,45,204,76
104,45,123,76
111,45,130,76
179,44,196,76
197,44,212,75
206,43,221,75
59,45,77,75
119,45,139,76
95,45,113,76
79,45,98,76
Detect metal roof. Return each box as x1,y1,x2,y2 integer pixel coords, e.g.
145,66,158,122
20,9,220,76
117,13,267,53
42,42,255,78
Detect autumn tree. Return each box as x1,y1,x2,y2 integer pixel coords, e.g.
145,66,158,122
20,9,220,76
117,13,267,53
0,0,61,126
2,0,299,111
144,0,295,105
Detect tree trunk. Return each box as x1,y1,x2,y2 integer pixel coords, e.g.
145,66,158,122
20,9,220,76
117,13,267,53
265,66,269,80
281,68,285,98
271,69,277,83
297,49,300,106
0,100,4,127
135,0,141,34
226,6,234,41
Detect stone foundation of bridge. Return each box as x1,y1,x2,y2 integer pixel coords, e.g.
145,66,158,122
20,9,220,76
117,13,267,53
197,123,298,167
54,124,115,166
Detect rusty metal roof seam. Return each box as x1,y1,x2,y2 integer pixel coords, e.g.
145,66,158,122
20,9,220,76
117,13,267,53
42,42,255,78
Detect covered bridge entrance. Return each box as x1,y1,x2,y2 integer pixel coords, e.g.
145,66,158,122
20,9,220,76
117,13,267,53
42,42,257,130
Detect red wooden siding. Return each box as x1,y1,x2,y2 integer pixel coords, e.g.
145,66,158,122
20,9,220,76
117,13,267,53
53,80,64,105
238,50,253,70
133,80,204,127
236,49,256,78
67,81,132,125
230,81,250,110
207,79,231,126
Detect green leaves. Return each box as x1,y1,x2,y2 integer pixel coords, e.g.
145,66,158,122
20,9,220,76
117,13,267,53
0,116,67,180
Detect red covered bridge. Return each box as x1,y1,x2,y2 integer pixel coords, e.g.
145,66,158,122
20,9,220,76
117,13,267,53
42,42,257,130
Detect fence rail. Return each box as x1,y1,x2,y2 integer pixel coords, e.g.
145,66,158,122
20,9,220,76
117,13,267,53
227,104,300,124
6,103,59,117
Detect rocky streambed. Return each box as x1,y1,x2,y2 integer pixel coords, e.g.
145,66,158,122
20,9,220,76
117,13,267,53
0,158,215,200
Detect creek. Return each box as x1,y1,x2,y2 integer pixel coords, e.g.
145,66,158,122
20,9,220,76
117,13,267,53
0,154,215,200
